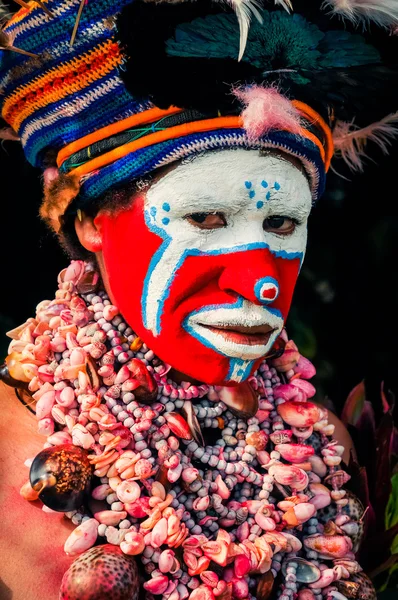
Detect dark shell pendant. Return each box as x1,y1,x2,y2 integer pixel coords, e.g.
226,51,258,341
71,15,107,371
29,444,94,511
336,573,377,600
60,545,140,600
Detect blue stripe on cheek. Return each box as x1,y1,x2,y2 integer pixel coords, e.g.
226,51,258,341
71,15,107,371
142,207,303,335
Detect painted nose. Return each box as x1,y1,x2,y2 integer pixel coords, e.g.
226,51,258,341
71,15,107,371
218,249,280,305
254,277,279,304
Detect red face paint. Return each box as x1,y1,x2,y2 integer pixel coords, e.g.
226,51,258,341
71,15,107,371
96,199,301,385
96,151,311,385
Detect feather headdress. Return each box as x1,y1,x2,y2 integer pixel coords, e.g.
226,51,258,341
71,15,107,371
333,112,398,171
0,0,9,19
225,0,264,61
0,0,397,217
326,0,398,28
143,0,266,60
115,2,397,170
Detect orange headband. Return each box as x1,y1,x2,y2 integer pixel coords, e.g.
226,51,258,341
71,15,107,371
57,102,333,178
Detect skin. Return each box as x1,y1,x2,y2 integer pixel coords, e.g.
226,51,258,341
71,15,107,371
0,149,355,597
0,382,74,600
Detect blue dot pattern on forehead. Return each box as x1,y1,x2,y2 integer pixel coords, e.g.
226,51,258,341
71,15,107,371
244,179,282,207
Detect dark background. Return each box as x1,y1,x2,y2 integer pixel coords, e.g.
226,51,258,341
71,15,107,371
1,3,397,596
1,138,397,412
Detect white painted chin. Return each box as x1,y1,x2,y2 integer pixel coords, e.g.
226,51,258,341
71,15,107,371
189,323,280,360
186,301,284,360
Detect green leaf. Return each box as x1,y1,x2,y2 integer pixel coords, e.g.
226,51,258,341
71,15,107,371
385,473,398,567
385,473,398,531
378,559,398,592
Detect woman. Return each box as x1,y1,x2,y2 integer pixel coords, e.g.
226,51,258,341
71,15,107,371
0,1,396,599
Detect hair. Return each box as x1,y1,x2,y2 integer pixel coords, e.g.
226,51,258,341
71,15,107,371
60,177,152,259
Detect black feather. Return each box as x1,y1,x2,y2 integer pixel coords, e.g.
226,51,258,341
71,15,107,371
116,0,398,125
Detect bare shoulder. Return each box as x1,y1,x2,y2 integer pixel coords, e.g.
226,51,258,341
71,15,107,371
0,383,74,600
323,405,356,464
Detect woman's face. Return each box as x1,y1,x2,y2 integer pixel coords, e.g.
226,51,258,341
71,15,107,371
94,150,312,385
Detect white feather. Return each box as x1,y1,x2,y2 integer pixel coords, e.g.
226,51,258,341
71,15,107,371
274,0,293,13
333,112,398,171
144,1,266,61
0,0,10,20
225,0,264,61
325,0,398,27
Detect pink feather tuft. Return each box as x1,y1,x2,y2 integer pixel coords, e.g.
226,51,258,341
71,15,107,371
43,167,60,188
234,85,302,141
333,112,398,171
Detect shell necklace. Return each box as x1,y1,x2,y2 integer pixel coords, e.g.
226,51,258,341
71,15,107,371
3,260,372,600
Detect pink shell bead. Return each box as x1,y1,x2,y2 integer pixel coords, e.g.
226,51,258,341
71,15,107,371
72,424,95,449
94,510,128,526
294,355,317,379
92,484,112,501
116,481,141,504
151,517,168,548
268,464,309,491
37,418,55,436
291,503,316,524
158,549,180,574
120,532,145,556
275,443,315,463
143,575,169,595
277,400,321,428
298,590,316,600
64,518,99,556
103,305,119,321
304,534,353,558
47,431,72,445
308,483,332,509
58,386,76,407
291,378,316,398
35,390,56,420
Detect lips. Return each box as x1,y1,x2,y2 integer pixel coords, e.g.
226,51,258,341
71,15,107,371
199,323,275,346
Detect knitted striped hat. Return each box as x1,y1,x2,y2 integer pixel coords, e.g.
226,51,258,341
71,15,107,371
0,0,396,234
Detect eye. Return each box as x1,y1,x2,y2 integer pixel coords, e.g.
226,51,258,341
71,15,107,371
263,216,297,235
186,212,226,230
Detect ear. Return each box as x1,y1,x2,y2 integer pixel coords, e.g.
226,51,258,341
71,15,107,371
74,211,103,253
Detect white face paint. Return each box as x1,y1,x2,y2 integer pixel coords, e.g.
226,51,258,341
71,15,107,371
144,148,312,348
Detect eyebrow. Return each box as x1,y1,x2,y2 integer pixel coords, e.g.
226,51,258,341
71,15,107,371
265,196,311,219
161,191,245,215
167,189,311,217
